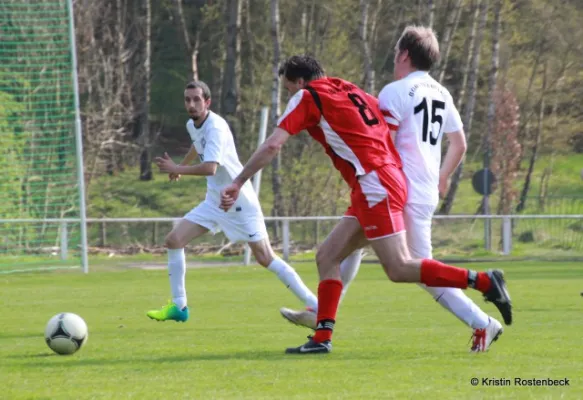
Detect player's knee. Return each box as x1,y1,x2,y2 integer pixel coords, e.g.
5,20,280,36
315,248,332,268
383,260,409,282
384,265,404,282
164,232,182,249
254,251,273,267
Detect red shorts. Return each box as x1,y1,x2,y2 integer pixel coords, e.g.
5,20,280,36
344,163,407,239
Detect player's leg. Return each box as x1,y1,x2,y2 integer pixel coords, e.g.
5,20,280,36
362,165,512,326
405,203,502,351
285,217,365,354
216,204,318,309
147,203,213,322
247,238,318,310
279,212,366,330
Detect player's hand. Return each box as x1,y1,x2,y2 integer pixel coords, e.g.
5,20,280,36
438,175,449,199
155,152,178,174
220,182,241,211
168,172,181,182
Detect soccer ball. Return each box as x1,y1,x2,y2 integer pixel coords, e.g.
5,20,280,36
44,313,88,355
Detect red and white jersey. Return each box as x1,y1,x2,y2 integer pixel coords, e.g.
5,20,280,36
378,71,463,207
277,77,401,188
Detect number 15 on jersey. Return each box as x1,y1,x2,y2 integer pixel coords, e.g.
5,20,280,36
414,97,445,146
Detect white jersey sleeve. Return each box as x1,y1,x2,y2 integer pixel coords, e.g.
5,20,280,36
378,83,407,131
202,125,226,164
444,96,463,134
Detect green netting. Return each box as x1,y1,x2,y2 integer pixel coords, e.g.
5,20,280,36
0,0,83,273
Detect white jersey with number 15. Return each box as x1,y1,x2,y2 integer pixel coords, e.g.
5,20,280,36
378,71,463,207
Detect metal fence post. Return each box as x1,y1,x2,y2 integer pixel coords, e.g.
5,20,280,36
282,219,290,261
60,221,68,260
502,216,512,255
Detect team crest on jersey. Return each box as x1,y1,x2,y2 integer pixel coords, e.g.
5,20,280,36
201,138,206,149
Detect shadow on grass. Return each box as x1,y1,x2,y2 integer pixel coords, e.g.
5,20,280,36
0,332,44,340
6,346,456,367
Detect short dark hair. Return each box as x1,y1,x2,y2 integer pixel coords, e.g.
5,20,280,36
185,80,211,100
278,55,325,82
396,26,440,71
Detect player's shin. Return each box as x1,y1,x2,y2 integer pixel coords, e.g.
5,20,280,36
168,248,187,309
312,279,343,343
420,286,490,329
419,259,492,293
268,258,318,309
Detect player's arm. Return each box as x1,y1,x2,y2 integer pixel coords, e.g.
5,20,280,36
439,100,467,196
179,144,198,166
155,152,217,176
232,128,291,187
377,84,403,134
176,161,218,176
440,130,467,180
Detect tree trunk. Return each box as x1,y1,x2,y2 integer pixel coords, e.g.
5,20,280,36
221,0,242,141
270,0,284,238
174,0,201,80
516,62,547,213
427,0,435,28
359,0,374,93
139,0,152,180
381,3,404,74
439,0,488,215
483,0,501,204
456,0,480,110
437,0,463,83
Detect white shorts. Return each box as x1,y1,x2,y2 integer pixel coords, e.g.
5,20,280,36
404,203,436,259
184,200,268,244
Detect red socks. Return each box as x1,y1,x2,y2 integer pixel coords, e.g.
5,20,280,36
420,259,492,293
313,279,343,343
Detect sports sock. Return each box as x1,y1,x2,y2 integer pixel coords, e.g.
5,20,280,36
420,259,492,294
168,248,187,309
268,258,318,310
339,249,362,303
313,279,343,343
419,285,490,329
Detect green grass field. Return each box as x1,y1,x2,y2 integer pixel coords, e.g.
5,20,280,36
1,260,582,399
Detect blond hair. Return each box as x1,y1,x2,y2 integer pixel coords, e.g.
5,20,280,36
396,26,440,70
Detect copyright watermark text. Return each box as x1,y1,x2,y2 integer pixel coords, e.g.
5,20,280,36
470,377,570,387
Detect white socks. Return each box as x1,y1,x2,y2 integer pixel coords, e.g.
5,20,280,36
168,248,187,309
268,258,318,310
339,249,363,303
419,285,490,329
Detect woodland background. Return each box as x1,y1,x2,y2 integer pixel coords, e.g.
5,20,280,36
74,0,583,222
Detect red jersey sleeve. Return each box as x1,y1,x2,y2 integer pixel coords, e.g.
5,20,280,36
277,89,321,135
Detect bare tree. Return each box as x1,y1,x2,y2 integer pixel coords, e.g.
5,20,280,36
516,61,547,213
270,0,284,237
221,0,242,140
440,0,488,214
174,0,202,81
139,0,153,180
436,0,463,83
359,0,375,93
456,0,480,110
427,0,435,28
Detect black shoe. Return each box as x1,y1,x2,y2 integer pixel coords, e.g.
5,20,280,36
483,269,512,325
285,336,332,354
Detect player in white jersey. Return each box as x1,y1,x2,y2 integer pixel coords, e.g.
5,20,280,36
146,81,317,323
280,26,504,352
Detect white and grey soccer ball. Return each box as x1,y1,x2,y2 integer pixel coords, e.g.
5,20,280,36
44,313,88,355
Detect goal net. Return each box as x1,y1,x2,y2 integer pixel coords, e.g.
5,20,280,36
0,0,87,273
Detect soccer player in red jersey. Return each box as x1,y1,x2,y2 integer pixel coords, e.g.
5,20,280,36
220,55,512,354
280,26,505,353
